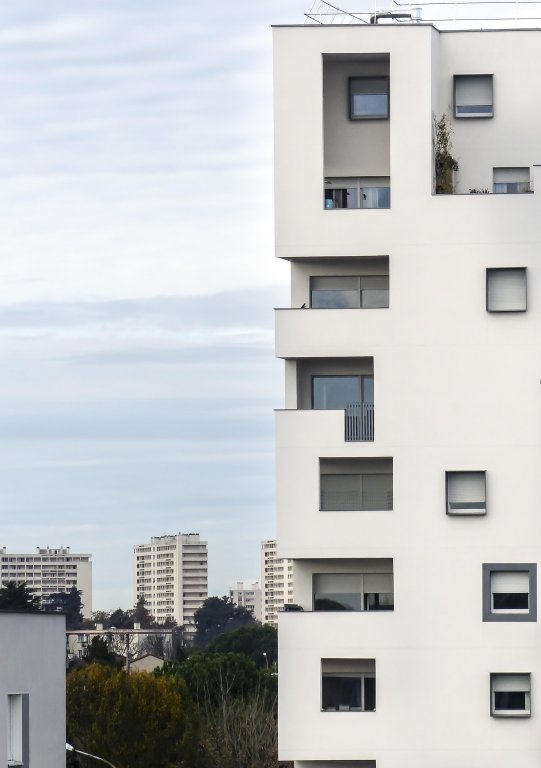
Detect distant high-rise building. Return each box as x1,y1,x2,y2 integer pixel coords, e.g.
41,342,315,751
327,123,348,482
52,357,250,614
230,580,262,622
133,533,208,635
261,539,294,625
0,546,92,617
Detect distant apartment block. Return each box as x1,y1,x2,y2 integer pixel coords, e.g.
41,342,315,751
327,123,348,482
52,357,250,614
134,533,208,634
261,539,294,624
230,580,262,622
0,546,92,617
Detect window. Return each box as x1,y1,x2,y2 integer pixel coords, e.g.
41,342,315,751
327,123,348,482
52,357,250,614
312,375,373,410
7,693,28,767
310,276,389,309
454,74,493,118
349,77,389,119
320,458,393,511
314,571,393,611
490,674,531,717
322,659,376,711
486,268,527,312
483,563,537,622
324,178,390,210
493,167,530,194
446,471,486,515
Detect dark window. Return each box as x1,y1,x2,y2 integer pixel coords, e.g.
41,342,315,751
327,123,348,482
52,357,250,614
364,677,376,711
494,691,526,711
322,676,362,709
312,375,373,410
364,592,394,611
492,592,529,610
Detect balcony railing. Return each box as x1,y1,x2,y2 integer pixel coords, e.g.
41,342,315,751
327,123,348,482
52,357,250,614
345,402,374,441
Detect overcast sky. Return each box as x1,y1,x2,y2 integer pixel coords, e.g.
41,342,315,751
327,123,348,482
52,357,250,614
0,1,306,610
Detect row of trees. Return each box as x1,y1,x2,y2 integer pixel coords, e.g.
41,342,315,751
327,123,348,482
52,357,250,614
0,581,84,629
67,625,281,768
66,596,283,768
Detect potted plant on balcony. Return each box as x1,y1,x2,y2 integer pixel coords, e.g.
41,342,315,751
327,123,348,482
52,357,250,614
434,112,459,194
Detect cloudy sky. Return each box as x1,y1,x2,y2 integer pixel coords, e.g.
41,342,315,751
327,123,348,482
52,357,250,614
0,0,306,610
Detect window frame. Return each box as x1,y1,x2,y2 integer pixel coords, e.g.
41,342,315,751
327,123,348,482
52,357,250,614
486,267,527,313
7,693,28,768
490,673,531,717
321,659,376,712
482,563,537,622
445,470,487,516
349,76,390,120
453,74,494,118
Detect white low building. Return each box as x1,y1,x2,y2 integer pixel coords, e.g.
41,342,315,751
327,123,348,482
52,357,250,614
273,7,541,768
0,612,65,767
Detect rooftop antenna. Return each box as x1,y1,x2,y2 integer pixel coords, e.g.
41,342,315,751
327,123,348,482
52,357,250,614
305,0,369,23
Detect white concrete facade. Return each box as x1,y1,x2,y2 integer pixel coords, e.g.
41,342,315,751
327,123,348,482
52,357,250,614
261,539,294,625
0,612,66,768
274,19,541,768
230,580,263,622
134,533,207,632
0,546,92,618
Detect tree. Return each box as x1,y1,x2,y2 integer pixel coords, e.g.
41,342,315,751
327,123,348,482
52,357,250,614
84,637,119,667
107,608,133,629
45,587,84,629
132,598,154,629
194,596,255,647
0,581,41,612
67,664,202,768
158,652,276,709
207,624,278,669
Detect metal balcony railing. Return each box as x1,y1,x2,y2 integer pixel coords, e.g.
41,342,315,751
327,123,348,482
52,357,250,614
345,402,374,441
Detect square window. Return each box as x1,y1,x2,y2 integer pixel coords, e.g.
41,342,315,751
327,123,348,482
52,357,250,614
454,74,493,118
322,659,376,712
493,167,530,194
446,471,486,515
483,563,537,622
486,268,527,312
490,673,531,717
349,77,389,120
320,458,393,512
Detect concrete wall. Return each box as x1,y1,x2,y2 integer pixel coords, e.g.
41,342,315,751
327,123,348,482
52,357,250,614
0,613,65,768
274,21,541,768
323,55,390,178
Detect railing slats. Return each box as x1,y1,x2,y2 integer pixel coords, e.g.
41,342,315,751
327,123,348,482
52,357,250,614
345,402,374,441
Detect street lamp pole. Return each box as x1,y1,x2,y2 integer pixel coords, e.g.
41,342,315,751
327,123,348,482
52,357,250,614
263,651,269,669
66,743,119,768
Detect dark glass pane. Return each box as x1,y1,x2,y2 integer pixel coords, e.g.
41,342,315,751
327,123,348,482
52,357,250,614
362,377,374,403
494,691,526,710
314,593,362,611
312,290,360,309
364,592,394,611
322,676,362,710
456,104,492,113
352,93,388,117
313,376,361,409
364,677,376,711
493,592,529,610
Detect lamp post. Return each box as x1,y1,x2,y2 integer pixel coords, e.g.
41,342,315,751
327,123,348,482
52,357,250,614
263,651,269,669
66,743,119,768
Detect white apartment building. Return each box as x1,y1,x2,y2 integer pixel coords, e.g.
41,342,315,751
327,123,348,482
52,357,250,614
230,580,262,622
0,612,66,767
134,533,207,634
261,539,294,624
274,8,541,768
0,546,92,617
